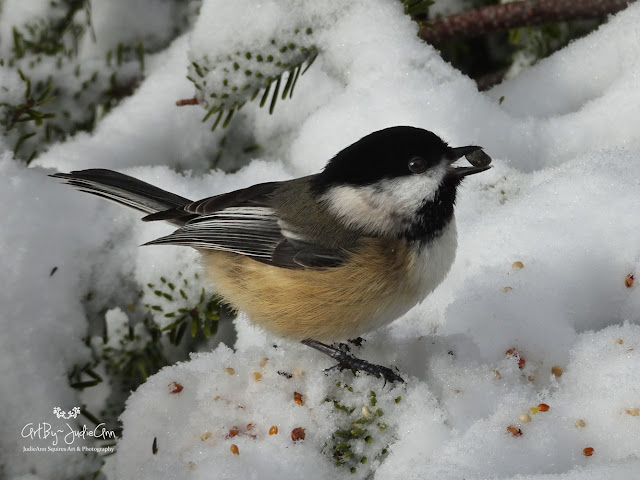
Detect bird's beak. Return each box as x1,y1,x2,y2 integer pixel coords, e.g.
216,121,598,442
447,146,492,178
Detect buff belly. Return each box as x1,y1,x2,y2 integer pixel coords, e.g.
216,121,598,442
200,223,457,342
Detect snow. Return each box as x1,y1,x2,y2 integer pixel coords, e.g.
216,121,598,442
0,155,105,477
2,0,640,479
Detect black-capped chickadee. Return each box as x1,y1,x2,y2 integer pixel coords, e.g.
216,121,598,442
52,126,491,383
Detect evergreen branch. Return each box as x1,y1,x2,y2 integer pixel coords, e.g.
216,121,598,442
222,107,236,128
9,99,35,129
4,1,148,163
260,82,272,108
80,407,103,427
12,0,89,57
185,27,317,132
401,0,434,20
419,0,633,44
181,51,317,131
269,75,282,114
211,110,224,131
14,132,37,155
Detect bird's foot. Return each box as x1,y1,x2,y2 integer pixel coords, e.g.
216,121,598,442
325,357,405,384
302,339,404,384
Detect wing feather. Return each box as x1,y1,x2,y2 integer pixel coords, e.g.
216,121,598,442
146,207,282,257
145,183,352,269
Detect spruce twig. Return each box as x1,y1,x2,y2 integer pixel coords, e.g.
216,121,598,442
176,97,199,106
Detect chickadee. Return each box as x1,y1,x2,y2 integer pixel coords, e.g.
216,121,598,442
52,126,491,383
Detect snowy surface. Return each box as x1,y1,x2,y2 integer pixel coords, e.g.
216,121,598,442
2,0,640,479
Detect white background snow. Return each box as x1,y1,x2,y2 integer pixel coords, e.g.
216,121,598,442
2,0,640,479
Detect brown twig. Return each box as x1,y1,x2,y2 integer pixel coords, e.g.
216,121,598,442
9,98,35,129
176,97,199,106
419,0,633,44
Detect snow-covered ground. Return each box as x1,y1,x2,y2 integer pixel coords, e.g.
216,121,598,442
2,0,640,479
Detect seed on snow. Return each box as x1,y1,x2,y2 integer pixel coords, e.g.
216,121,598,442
519,414,532,423
583,447,594,456
230,444,239,455
260,357,269,367
224,367,235,375
625,408,639,416
253,372,262,381
291,427,306,441
269,426,278,435
507,425,522,436
537,403,550,412
551,366,563,377
575,419,586,428
505,348,525,369
512,261,524,269
168,381,183,394
625,274,634,288
294,391,303,406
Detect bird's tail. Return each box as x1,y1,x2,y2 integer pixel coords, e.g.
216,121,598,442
51,169,193,226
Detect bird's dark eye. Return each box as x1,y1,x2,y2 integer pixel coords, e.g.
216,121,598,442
408,156,428,174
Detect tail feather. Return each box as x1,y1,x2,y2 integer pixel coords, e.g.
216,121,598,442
51,169,193,226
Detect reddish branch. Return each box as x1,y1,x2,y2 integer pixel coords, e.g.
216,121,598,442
419,0,633,44
176,97,199,106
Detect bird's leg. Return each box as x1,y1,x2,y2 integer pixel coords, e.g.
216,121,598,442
301,339,405,384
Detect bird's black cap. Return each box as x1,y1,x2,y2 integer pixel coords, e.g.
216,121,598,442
312,126,452,192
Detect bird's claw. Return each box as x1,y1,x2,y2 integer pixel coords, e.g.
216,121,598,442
324,355,405,384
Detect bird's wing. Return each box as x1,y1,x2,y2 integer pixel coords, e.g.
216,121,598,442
144,182,350,269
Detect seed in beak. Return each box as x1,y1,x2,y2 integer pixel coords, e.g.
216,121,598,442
465,149,492,168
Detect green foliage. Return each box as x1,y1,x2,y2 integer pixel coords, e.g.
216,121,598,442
323,382,399,474
506,19,599,73
188,27,318,131
10,0,91,60
144,275,221,347
92,271,224,385
0,1,142,163
0,70,56,158
0,0,198,164
400,0,434,18
67,270,230,450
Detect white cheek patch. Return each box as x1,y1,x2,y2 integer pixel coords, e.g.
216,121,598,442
320,185,394,233
320,165,447,234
